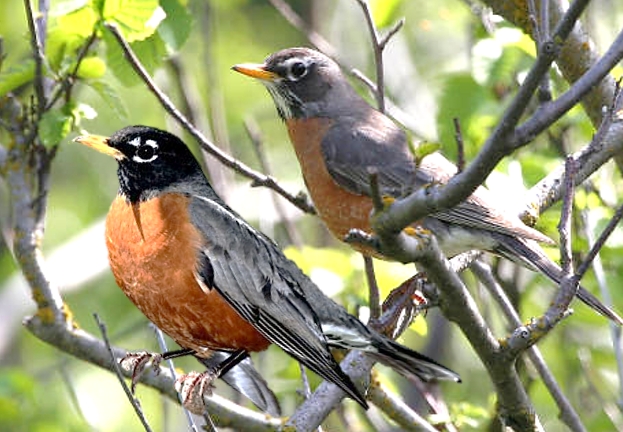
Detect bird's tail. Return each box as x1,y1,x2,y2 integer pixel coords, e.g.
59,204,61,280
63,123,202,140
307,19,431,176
367,337,461,383
495,236,623,326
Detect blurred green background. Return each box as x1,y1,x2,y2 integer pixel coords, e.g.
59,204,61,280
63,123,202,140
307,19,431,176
1,0,623,430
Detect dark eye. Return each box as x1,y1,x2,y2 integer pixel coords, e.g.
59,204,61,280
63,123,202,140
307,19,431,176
137,145,154,160
289,61,307,80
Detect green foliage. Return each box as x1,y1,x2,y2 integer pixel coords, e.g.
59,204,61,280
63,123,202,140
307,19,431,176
0,61,35,98
370,0,402,28
76,57,106,79
102,0,162,42
86,80,129,122
39,106,74,147
437,73,496,158
158,0,193,51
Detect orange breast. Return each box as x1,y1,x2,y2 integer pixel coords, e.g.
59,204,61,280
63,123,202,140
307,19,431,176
287,118,376,254
105,193,270,355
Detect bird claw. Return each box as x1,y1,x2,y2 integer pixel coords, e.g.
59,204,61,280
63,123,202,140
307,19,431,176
175,370,217,415
375,275,430,338
119,351,163,393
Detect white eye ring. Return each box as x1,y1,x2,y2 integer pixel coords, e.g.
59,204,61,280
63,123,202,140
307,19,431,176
132,139,159,163
284,58,309,81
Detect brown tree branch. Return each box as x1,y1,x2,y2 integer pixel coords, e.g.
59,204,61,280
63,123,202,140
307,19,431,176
470,261,586,432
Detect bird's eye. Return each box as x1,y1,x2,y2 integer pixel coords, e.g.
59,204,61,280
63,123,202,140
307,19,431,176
288,61,308,80
132,139,159,163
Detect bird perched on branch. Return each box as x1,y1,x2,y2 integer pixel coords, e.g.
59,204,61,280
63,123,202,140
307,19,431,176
75,125,459,412
233,47,622,325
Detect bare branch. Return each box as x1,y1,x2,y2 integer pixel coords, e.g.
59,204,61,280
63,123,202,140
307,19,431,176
95,314,154,432
24,0,48,111
558,157,576,275
153,326,201,431
355,0,386,112
379,18,405,50
244,117,305,246
581,209,623,406
24,315,282,431
367,382,438,432
266,0,335,57
576,202,623,279
514,25,623,148
355,1,404,113
452,118,465,172
470,261,587,432
363,255,380,319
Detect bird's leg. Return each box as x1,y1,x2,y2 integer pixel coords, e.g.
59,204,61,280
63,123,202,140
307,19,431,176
120,347,196,392
374,273,431,339
175,349,249,415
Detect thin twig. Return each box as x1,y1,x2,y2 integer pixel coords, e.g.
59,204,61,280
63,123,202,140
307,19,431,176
266,0,335,57
367,382,438,432
581,208,623,406
356,0,385,111
355,0,404,113
152,326,201,432
558,156,576,275
103,22,315,215
471,261,587,432
24,0,47,113
45,31,97,110
58,362,91,428
576,202,623,278
379,18,405,49
244,117,304,247
94,313,154,432
514,23,623,148
452,118,465,172
578,349,623,429
363,256,380,319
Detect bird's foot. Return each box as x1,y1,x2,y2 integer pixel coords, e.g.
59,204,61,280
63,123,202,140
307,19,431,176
119,351,163,393
175,370,217,415
374,274,430,339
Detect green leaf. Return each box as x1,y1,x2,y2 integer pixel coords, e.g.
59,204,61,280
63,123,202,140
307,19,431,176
39,107,73,147
411,140,441,164
370,0,402,28
50,0,89,16
103,26,166,87
87,80,128,121
158,0,193,51
46,5,97,71
103,0,164,42
76,56,106,79
437,73,496,160
0,61,35,97
57,5,97,38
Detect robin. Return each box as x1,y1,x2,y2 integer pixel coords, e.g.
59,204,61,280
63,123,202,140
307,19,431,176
74,125,460,412
232,47,623,325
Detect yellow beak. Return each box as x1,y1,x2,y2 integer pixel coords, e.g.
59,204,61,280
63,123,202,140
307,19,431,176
73,134,125,160
232,63,278,81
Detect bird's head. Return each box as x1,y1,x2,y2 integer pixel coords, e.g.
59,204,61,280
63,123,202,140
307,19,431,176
75,125,205,203
233,47,360,120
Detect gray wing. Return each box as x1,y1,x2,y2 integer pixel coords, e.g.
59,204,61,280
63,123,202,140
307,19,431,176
321,115,552,243
188,195,366,405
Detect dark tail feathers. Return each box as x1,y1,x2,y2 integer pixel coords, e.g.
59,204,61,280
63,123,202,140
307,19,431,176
368,337,461,383
495,235,623,326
